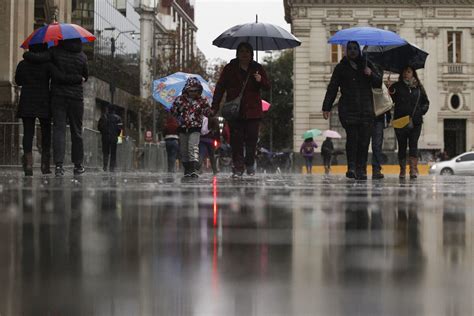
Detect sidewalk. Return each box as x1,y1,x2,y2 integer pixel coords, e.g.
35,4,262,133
303,164,431,175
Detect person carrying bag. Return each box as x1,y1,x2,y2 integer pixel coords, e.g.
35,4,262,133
221,75,250,121
389,65,429,179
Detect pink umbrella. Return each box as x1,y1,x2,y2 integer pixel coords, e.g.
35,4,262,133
262,100,271,112
322,130,342,138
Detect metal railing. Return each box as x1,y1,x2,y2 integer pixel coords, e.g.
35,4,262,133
0,121,168,172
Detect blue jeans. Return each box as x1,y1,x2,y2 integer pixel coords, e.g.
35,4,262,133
371,120,385,173
165,139,179,172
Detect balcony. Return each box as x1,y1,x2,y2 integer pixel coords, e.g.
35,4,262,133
447,64,464,74
440,63,472,80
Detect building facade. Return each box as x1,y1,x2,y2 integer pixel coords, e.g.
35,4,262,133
284,0,474,160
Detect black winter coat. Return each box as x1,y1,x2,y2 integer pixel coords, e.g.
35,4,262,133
50,39,88,100
322,57,382,126
15,52,83,119
98,113,123,142
389,81,429,126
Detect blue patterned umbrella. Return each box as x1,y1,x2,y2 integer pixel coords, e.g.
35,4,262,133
152,72,214,110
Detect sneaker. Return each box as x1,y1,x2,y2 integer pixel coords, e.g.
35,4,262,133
190,171,199,178
346,170,356,179
246,167,255,176
55,165,64,177
231,171,243,179
73,164,85,175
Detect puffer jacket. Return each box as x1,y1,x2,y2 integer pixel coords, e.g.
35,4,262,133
212,58,270,120
50,39,88,100
389,81,429,126
322,57,382,125
15,50,85,118
15,52,51,119
171,77,213,131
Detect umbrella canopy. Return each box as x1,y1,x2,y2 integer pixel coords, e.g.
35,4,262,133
212,21,301,52
21,22,96,49
365,42,429,73
328,27,406,46
302,129,322,140
262,100,271,112
152,72,214,110
322,130,342,139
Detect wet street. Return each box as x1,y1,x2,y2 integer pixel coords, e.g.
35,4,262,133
0,171,473,316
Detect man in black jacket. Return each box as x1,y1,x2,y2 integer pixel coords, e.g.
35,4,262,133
322,41,382,180
98,105,123,172
50,38,88,176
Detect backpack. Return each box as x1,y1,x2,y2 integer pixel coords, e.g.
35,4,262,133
303,142,315,154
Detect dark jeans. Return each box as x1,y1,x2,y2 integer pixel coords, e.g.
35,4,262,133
22,117,51,157
322,154,332,168
199,141,217,173
165,138,179,172
52,96,84,165
102,137,118,170
371,120,385,172
395,124,422,161
304,156,313,173
344,122,372,176
228,119,260,173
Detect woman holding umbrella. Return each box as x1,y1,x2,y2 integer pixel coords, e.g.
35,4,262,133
322,41,382,180
211,42,270,178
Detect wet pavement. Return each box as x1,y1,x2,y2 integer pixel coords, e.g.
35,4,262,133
0,171,473,316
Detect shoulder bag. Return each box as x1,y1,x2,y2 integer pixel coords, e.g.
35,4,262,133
221,75,250,121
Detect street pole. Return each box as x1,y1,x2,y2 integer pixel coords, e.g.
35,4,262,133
268,51,273,152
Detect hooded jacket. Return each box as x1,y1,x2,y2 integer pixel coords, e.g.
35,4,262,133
212,58,270,120
50,39,88,100
171,77,213,131
322,42,382,125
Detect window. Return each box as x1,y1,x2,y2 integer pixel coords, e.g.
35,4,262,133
457,153,474,162
330,31,343,63
448,31,462,63
330,25,350,63
114,0,127,16
450,94,461,110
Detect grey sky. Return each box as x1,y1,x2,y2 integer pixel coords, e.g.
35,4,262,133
194,0,291,64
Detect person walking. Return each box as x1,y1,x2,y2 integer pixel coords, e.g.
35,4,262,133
50,38,88,176
171,77,212,178
163,115,180,173
321,137,334,175
212,42,270,178
322,41,382,180
15,43,82,176
371,110,391,179
98,105,122,172
389,66,429,179
300,137,318,174
199,117,220,175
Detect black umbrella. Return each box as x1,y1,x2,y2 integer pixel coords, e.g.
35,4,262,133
212,15,301,59
365,42,428,73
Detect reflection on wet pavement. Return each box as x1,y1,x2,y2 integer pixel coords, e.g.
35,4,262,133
0,172,473,315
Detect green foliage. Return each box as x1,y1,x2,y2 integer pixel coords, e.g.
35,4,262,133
260,50,294,151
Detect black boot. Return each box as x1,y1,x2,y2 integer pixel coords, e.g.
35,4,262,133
41,152,51,175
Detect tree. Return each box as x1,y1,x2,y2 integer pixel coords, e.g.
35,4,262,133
260,50,294,151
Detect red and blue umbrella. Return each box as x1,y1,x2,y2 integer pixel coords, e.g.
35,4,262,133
21,22,96,49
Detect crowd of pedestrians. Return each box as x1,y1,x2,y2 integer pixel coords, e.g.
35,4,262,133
16,37,429,180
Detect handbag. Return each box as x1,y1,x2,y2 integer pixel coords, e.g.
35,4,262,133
372,83,393,116
392,89,421,129
221,75,250,121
